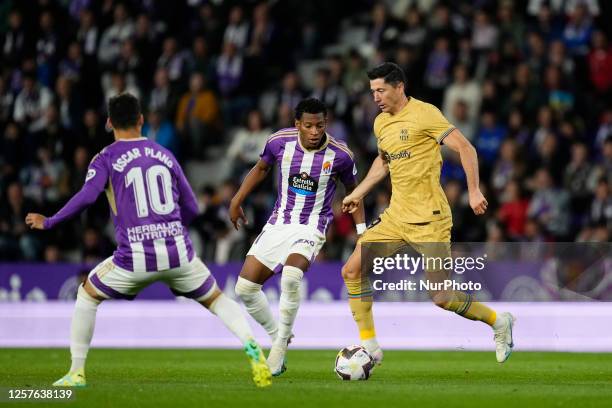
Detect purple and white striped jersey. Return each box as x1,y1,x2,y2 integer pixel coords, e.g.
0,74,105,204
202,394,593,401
44,138,198,272
260,128,357,234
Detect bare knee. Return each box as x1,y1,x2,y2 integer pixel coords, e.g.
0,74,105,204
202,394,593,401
341,263,361,280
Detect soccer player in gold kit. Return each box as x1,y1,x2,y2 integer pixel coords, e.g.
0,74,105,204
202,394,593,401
341,62,515,364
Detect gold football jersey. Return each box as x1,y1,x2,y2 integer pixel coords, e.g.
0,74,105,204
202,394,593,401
373,97,455,223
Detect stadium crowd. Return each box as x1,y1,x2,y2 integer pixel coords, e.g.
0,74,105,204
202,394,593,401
0,0,611,264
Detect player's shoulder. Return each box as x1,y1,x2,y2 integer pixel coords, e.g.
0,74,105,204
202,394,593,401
327,135,355,161
412,98,442,116
266,127,299,145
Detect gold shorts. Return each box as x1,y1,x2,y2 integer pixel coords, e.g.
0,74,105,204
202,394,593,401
359,212,452,263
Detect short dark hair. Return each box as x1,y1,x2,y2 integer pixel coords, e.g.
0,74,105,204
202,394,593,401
108,93,141,130
294,98,327,120
366,62,406,86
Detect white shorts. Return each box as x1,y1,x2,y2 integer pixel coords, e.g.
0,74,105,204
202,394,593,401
247,223,326,272
88,256,217,301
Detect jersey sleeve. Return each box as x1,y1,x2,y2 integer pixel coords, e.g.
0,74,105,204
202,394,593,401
43,152,109,229
172,157,199,225
259,137,277,165
338,152,358,187
423,104,456,145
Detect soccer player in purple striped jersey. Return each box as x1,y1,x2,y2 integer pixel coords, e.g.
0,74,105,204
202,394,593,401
25,93,271,388
229,98,366,376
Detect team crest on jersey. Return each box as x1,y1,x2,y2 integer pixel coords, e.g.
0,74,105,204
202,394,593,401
322,161,333,175
400,128,409,141
289,172,318,196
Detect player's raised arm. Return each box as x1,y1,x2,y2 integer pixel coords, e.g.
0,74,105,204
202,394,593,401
229,159,271,229
342,150,389,214
25,153,109,230
442,128,488,215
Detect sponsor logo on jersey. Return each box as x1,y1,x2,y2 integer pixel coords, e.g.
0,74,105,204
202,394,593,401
384,150,411,162
289,172,318,196
85,169,96,182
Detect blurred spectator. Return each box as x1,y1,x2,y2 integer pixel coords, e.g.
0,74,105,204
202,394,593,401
143,110,179,156
0,77,15,124
97,3,134,67
475,111,506,167
223,6,249,51
76,9,99,58
451,100,476,142
588,31,612,96
497,180,529,239
147,67,178,119
55,76,83,132
157,37,190,85
13,74,53,133
35,11,60,87
0,182,40,260
104,71,140,101
81,227,113,264
226,110,270,179
423,36,452,105
188,36,215,81
19,146,68,205
588,179,612,230
261,71,303,123
81,109,113,154
564,143,593,215
562,3,594,57
443,64,481,126
471,10,498,52
491,139,524,193
399,7,426,47
216,42,244,97
527,168,571,239
311,68,348,118
175,72,220,157
2,10,26,68
59,42,84,84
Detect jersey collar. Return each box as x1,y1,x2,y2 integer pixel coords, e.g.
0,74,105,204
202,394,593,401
297,132,329,152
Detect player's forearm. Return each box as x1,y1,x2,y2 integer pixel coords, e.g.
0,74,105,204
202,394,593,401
231,163,269,205
458,143,480,193
43,185,100,229
352,156,389,199
351,202,365,225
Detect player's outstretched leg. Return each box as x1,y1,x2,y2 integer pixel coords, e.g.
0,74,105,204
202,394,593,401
235,256,278,342
267,255,306,376
341,245,383,365
53,282,104,387
429,285,515,363
202,289,272,387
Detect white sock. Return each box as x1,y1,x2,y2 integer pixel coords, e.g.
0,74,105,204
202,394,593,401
362,338,380,353
492,314,506,330
70,285,101,372
235,277,278,341
208,293,254,345
276,266,303,346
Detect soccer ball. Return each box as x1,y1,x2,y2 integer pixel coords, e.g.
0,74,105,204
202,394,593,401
334,345,375,380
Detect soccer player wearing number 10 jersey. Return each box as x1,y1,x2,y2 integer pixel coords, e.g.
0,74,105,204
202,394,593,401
25,93,271,388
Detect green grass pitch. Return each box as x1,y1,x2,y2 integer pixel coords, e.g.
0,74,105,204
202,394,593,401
1,349,611,407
